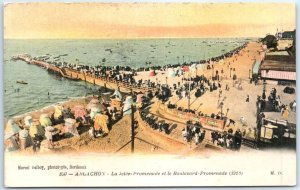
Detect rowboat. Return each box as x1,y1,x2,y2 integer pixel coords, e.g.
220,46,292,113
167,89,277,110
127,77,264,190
16,80,28,85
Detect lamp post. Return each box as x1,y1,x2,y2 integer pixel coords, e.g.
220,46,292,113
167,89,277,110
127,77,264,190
262,79,267,100
225,108,229,117
220,102,224,118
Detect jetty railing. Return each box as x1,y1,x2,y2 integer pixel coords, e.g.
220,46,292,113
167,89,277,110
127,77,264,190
15,54,156,94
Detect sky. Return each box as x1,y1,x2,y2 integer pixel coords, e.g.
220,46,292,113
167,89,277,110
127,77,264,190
4,2,295,39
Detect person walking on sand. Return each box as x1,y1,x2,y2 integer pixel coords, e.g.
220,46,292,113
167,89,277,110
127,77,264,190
283,107,289,119
291,100,296,112
246,95,249,102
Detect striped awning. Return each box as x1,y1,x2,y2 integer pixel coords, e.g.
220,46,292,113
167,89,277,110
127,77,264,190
261,70,296,81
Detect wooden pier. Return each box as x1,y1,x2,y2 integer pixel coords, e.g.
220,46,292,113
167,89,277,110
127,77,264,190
16,54,155,94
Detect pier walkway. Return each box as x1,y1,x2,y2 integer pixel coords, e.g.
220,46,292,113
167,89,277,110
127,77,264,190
16,54,155,94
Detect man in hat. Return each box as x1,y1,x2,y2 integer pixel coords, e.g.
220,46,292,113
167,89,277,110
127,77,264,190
234,129,242,150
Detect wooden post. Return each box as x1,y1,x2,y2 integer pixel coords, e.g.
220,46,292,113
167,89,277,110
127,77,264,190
131,105,135,153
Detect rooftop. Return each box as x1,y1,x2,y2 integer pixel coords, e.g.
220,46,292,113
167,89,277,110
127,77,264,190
260,59,296,72
264,51,295,63
266,51,290,56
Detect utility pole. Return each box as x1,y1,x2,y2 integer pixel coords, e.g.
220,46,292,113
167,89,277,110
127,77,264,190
131,105,135,153
220,102,224,118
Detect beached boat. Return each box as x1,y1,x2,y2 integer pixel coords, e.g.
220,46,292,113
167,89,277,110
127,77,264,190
16,80,28,85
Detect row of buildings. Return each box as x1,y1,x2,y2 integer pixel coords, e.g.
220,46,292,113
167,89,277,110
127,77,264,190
252,30,296,83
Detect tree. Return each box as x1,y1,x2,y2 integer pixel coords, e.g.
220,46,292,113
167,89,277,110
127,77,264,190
261,35,278,49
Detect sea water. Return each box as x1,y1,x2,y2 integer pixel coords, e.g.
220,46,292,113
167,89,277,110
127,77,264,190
4,38,250,118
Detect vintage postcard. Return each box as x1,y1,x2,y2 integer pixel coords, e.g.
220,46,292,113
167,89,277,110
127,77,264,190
3,1,296,187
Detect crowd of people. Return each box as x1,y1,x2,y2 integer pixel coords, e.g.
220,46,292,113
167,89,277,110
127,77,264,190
140,111,170,135
29,42,248,91
211,128,243,150
266,87,295,119
182,120,206,145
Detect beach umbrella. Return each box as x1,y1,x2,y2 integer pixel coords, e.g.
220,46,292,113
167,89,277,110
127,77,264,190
24,115,33,128
112,89,122,100
64,118,79,137
189,64,197,72
149,70,156,76
19,129,29,139
64,118,76,127
182,66,189,72
123,96,133,115
101,92,111,104
111,99,122,110
5,119,20,140
168,68,176,78
73,105,87,120
90,107,101,120
177,67,183,75
94,113,109,134
39,114,52,128
136,93,145,108
87,98,100,110
54,105,63,120
136,94,144,103
29,120,44,138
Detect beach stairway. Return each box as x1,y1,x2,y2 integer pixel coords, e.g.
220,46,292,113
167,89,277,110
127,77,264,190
59,68,79,81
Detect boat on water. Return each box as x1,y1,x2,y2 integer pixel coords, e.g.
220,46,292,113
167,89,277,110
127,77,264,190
16,80,28,85
105,49,113,53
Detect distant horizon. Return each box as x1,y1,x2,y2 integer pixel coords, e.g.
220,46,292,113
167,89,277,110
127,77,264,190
4,3,295,39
